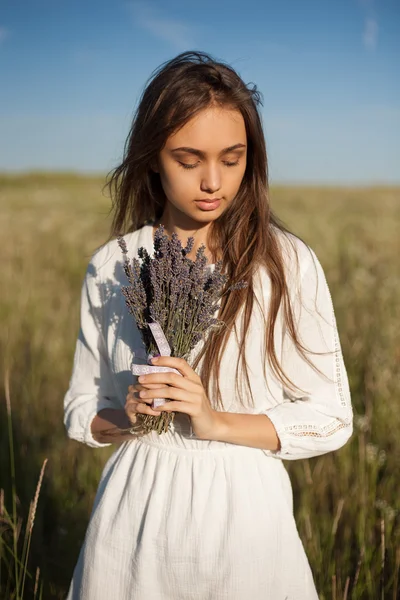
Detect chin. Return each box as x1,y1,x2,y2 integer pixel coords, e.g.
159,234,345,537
193,212,220,221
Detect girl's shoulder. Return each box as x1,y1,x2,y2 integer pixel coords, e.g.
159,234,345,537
270,224,319,285
87,224,152,281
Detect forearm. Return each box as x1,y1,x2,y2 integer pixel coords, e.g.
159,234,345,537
91,408,137,444
211,412,281,451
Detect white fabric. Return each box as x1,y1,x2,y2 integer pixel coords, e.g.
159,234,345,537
64,224,353,599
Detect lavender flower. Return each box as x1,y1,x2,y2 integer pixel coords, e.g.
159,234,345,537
118,225,247,434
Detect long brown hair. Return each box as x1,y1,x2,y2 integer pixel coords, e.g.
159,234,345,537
105,50,329,409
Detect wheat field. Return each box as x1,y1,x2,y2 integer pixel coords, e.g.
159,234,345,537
0,173,399,599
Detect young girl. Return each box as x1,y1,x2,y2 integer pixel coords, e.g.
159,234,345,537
64,51,353,599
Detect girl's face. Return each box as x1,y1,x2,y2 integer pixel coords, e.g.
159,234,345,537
154,105,247,227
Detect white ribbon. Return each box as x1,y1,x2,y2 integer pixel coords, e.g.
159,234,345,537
131,322,181,409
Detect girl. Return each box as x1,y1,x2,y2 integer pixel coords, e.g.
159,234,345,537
64,51,353,599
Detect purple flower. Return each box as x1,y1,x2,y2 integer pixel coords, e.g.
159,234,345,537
119,225,244,361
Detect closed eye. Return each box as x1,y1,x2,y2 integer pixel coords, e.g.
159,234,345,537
178,160,240,170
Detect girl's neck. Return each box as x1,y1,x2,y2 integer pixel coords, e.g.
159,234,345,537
152,215,216,264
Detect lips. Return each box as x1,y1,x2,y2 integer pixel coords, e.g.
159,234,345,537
195,198,222,211
196,198,222,203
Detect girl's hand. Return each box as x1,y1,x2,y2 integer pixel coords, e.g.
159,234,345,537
125,381,165,424
129,356,222,441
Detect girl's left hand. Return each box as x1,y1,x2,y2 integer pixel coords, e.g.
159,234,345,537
129,356,221,441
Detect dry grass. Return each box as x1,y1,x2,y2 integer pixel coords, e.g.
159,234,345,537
0,173,399,598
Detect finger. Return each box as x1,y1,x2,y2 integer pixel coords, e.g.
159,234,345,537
126,393,159,408
156,401,192,414
135,401,162,416
138,386,193,403
126,384,165,404
125,398,161,418
150,357,199,381
126,392,158,407
135,383,168,391
126,390,141,403
138,372,198,391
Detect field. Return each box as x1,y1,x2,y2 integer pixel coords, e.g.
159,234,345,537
0,174,399,599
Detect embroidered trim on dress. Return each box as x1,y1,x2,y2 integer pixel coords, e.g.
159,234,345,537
281,282,352,440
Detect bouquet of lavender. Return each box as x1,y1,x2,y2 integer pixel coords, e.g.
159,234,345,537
117,224,243,435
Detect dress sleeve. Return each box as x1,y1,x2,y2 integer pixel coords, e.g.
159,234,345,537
63,260,119,448
264,248,353,460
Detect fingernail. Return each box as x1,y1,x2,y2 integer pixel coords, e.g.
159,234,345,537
151,357,159,363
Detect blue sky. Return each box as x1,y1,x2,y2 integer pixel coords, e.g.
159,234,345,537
0,0,399,184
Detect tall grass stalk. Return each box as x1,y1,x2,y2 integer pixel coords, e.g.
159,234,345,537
1,369,47,599
20,458,48,598
4,368,19,597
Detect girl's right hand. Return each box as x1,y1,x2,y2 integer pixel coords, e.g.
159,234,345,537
125,382,165,425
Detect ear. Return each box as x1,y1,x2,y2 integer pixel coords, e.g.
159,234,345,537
150,159,159,174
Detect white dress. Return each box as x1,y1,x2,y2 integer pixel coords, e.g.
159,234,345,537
64,223,353,600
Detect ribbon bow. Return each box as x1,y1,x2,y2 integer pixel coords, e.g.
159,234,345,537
131,322,181,409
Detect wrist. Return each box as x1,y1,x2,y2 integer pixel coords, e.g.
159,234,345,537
206,411,281,451
209,410,227,442
91,408,135,442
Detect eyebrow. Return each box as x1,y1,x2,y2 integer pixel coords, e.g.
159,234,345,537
170,143,246,158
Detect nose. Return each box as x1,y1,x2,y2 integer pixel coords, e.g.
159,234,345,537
200,163,221,194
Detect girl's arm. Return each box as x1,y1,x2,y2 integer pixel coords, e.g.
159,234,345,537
260,247,353,459
90,408,139,444
211,248,353,459
63,258,122,448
